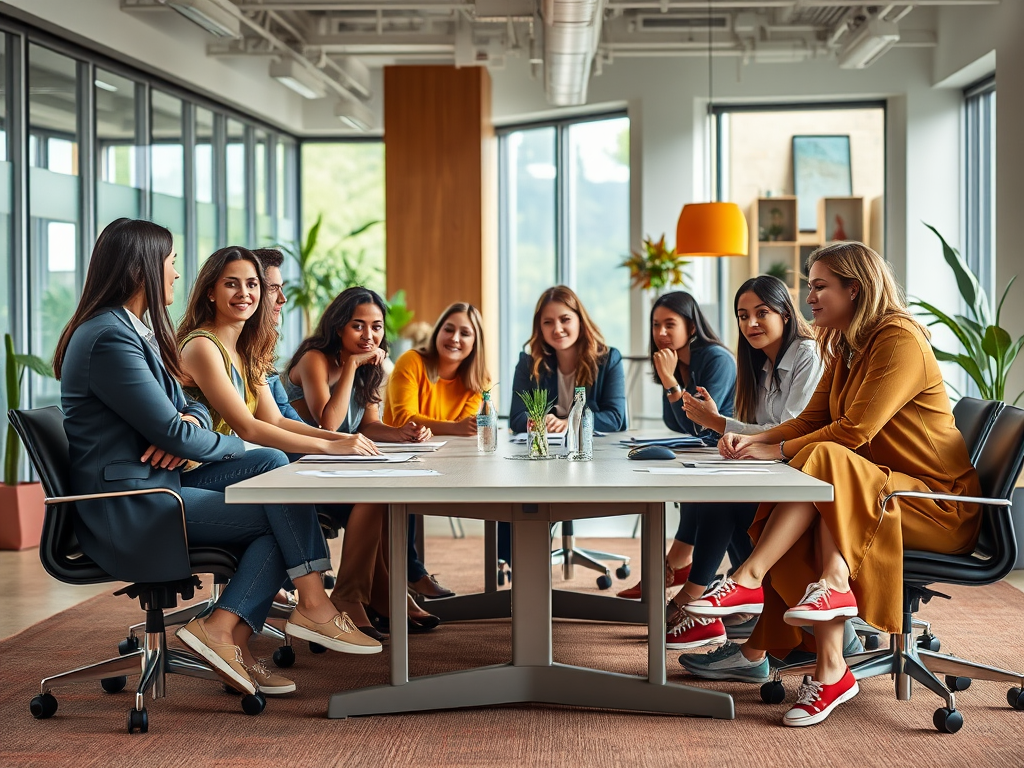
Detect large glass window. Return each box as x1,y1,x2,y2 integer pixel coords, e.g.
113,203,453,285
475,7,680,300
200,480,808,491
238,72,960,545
0,35,11,464
964,77,995,298
195,106,216,263
29,44,80,406
254,128,273,244
151,90,187,315
95,69,141,231
497,115,630,414
226,117,246,245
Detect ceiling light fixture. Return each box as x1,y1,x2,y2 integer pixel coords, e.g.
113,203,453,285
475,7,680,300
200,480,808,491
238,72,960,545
335,96,375,132
838,17,900,69
157,0,241,39
269,59,328,100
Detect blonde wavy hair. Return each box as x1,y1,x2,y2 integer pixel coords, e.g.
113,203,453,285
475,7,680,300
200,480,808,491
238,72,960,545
418,302,489,394
806,241,926,365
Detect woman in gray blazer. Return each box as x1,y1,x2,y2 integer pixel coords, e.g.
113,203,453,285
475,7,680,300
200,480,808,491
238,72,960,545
53,219,379,699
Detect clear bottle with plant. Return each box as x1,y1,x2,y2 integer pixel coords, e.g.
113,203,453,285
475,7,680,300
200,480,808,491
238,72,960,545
477,384,497,454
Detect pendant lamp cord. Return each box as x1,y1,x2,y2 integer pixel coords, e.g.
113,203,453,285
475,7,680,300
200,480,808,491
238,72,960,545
707,0,714,201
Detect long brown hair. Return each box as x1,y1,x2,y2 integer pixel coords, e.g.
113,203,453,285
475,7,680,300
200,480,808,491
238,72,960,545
648,290,726,384
806,241,926,366
53,218,182,380
733,276,814,423
177,246,277,392
286,287,389,407
418,302,488,393
527,285,608,388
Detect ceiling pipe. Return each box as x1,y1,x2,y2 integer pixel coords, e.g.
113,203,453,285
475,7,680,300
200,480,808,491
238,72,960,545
542,0,606,106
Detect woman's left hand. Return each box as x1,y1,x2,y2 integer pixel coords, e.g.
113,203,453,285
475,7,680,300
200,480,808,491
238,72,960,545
733,441,784,461
399,421,432,442
681,386,721,429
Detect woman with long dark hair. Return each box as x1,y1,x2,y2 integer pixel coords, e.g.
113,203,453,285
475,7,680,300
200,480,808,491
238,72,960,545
282,286,440,634
55,220,379,702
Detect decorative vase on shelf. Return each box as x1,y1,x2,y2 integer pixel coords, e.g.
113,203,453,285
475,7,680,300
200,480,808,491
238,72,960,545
832,214,847,241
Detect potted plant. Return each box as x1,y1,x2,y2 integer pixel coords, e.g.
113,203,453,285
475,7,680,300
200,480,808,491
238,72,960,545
909,224,1023,405
384,290,415,355
517,389,553,458
1,333,54,550
620,234,689,293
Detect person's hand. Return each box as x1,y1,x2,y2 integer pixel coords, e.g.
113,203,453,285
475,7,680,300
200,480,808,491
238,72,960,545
328,433,381,455
544,414,568,433
140,444,188,470
730,437,783,461
681,386,721,429
453,415,479,436
399,421,432,442
718,432,746,459
348,348,387,369
652,348,679,387
180,413,202,429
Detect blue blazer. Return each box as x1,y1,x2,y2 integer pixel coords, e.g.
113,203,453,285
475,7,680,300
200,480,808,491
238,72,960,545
509,347,627,434
61,308,245,583
661,341,736,440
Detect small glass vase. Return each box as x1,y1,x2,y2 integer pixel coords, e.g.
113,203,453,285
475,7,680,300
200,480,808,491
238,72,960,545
528,424,549,458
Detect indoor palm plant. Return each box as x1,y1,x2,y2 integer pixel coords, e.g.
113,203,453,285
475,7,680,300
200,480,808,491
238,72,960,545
1,333,55,549
910,224,1023,405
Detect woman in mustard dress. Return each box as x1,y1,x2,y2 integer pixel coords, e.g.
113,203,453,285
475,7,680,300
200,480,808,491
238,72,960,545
682,241,981,728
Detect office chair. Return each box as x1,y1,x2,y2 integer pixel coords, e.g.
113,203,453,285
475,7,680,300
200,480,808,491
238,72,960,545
550,520,631,589
9,407,267,733
763,403,1024,733
851,397,1003,652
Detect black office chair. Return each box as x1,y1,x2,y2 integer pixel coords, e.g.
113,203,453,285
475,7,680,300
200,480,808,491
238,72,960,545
852,397,1004,651
764,404,1024,733
9,407,267,733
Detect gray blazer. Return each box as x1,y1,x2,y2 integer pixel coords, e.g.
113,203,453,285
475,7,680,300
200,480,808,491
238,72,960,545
61,308,245,583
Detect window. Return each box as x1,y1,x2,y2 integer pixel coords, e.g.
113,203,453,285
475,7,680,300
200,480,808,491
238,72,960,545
195,106,216,264
226,118,247,245
497,114,630,414
151,90,187,314
95,68,142,231
964,77,995,298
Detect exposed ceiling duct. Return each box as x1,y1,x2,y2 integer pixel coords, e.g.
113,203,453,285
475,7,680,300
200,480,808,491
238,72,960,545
542,0,605,106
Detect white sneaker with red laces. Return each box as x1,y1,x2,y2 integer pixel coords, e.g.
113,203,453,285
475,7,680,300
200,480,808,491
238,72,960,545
783,668,859,727
666,615,727,650
783,580,858,626
686,578,764,618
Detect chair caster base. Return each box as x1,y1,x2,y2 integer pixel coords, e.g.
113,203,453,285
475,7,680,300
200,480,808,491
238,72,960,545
127,707,148,734
760,680,785,704
945,675,972,692
1007,687,1024,710
273,645,296,668
917,634,941,652
933,707,963,733
615,564,631,580
118,636,139,655
101,676,128,693
596,574,612,590
309,642,327,654
30,693,58,719
241,691,266,715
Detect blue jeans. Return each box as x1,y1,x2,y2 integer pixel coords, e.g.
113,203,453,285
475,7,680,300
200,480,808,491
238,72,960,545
674,502,757,587
181,448,331,633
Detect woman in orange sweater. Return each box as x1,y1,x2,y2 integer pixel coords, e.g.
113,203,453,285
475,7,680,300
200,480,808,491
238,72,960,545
682,241,981,728
384,302,489,597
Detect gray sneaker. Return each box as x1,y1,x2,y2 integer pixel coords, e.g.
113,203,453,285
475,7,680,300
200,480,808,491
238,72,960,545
679,641,770,683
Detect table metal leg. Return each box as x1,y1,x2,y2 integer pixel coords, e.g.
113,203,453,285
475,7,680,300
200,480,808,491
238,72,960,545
512,518,552,666
484,520,498,593
389,503,408,686
645,502,666,685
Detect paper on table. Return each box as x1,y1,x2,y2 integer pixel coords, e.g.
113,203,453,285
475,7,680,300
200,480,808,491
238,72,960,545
297,453,419,464
618,435,704,448
634,467,773,475
681,460,780,467
296,469,441,478
373,441,448,452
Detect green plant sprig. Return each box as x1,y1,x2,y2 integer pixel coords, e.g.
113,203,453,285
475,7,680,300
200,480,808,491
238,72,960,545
4,333,55,485
620,234,689,292
517,388,553,428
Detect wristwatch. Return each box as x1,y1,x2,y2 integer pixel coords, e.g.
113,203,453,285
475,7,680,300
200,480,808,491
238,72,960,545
665,384,683,395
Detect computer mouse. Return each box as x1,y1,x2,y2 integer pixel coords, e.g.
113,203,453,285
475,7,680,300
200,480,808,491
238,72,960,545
627,445,677,460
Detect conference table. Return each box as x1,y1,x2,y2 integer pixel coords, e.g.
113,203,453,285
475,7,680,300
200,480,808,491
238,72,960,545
225,433,832,719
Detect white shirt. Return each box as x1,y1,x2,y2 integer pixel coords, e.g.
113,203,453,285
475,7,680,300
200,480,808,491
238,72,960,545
723,338,824,436
555,369,576,419
122,307,156,348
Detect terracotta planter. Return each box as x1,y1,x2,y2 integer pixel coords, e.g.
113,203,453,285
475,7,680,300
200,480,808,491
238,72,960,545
0,482,46,550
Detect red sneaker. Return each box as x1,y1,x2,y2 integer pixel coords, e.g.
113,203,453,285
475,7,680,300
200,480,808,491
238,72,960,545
666,615,727,650
685,578,764,618
616,564,691,600
783,668,859,727
783,580,858,626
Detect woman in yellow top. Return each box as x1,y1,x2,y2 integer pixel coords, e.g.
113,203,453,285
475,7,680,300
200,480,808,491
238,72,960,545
384,302,488,597
682,241,981,728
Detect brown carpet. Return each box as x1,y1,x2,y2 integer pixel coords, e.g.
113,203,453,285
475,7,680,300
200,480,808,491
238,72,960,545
1,536,1022,767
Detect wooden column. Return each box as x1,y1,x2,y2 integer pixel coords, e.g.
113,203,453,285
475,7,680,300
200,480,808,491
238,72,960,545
384,66,497,380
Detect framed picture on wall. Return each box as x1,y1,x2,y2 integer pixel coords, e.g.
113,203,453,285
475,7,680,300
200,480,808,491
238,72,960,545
792,135,852,231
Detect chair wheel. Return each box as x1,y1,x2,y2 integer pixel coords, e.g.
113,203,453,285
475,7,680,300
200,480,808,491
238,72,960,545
118,636,139,655
101,676,128,693
1007,687,1024,710
945,675,971,692
497,569,506,586
273,645,296,668
127,707,149,734
309,642,327,654
863,634,880,651
760,681,786,704
616,564,631,579
917,634,941,652
933,707,963,733
30,693,58,719
322,572,337,590
596,574,613,590
241,691,266,715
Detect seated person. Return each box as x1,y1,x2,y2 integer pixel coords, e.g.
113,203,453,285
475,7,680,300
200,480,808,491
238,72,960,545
249,247,302,423
682,242,982,728
283,286,439,632
56,220,379,701
383,302,489,598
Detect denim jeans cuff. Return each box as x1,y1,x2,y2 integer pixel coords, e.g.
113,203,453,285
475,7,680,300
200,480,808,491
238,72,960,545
216,605,263,635
285,557,332,581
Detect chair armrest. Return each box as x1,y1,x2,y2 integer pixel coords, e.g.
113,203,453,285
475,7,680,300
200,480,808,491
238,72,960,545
881,489,1012,513
45,488,188,547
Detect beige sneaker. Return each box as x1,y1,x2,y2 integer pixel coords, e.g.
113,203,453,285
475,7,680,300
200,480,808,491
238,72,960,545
247,659,297,695
285,609,382,655
175,617,256,695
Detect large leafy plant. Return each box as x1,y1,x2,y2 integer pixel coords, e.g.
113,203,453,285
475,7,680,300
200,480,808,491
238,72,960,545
384,290,415,343
4,334,55,485
620,234,689,292
910,224,1023,404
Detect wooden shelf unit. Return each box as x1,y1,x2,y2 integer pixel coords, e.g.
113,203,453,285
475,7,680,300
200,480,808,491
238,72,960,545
748,196,801,294
818,196,867,245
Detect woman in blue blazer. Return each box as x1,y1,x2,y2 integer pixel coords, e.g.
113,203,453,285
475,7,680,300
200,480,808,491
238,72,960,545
509,286,627,435
53,219,379,700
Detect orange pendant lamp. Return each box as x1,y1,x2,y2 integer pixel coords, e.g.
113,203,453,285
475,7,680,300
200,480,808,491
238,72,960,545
676,201,748,258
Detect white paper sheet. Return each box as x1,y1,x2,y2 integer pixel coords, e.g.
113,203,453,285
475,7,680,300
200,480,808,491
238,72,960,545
634,467,773,475
373,441,448,452
296,469,441,478
680,460,780,467
297,453,419,464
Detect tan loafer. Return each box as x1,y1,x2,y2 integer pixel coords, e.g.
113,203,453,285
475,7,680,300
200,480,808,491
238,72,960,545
285,609,382,655
247,659,296,695
175,617,256,695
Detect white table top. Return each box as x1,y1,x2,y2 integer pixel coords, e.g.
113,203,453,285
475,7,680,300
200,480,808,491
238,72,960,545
225,433,833,507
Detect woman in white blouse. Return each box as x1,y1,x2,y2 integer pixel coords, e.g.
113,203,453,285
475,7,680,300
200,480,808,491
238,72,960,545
662,276,824,651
